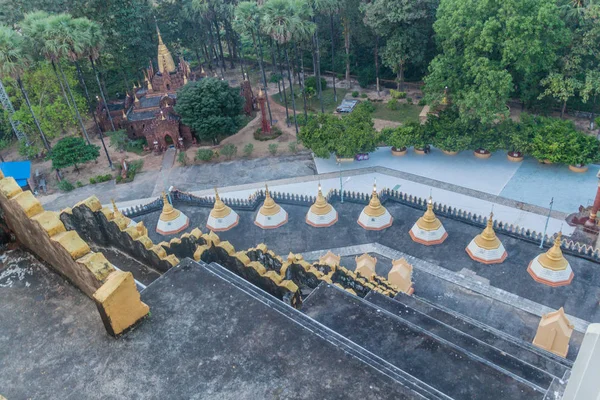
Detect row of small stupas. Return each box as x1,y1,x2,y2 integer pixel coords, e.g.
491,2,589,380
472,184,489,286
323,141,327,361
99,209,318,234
147,183,574,288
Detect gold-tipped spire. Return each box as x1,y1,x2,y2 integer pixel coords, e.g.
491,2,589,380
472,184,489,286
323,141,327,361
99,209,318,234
258,88,265,99
159,191,181,222
538,233,569,271
363,181,386,217
133,92,140,104
147,79,153,91
111,199,119,214
156,23,176,74
416,196,442,231
210,188,232,219
122,110,127,120
160,110,166,120
260,184,281,216
111,199,132,229
310,184,333,216
474,212,502,250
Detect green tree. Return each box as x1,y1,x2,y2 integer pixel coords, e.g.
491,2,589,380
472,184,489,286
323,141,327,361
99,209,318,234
362,0,435,90
50,136,100,172
539,72,582,118
425,0,569,123
174,78,244,144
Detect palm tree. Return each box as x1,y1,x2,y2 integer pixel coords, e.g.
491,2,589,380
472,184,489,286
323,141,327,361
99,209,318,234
20,11,76,118
41,14,91,144
0,25,51,152
263,0,311,133
318,0,340,102
234,1,273,124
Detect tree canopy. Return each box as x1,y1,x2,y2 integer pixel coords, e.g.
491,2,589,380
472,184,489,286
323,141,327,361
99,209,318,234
49,136,99,171
174,77,244,144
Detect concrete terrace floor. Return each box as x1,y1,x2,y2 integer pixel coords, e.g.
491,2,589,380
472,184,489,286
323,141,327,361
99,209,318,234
0,252,415,400
135,201,600,326
314,147,600,214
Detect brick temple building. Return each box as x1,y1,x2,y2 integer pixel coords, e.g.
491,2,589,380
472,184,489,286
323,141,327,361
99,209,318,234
96,26,205,153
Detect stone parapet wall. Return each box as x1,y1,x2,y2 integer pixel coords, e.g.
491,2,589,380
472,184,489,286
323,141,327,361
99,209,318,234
0,175,147,336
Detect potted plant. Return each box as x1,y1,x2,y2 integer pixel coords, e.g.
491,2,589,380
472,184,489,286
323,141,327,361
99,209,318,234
504,119,530,162
530,117,572,164
333,105,379,161
471,123,502,159
386,126,415,156
407,122,431,155
564,132,600,173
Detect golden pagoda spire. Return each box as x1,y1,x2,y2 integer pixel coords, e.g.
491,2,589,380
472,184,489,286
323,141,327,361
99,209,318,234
210,188,232,219
260,184,281,216
474,212,501,250
133,91,140,104
122,110,127,120
416,197,442,231
159,191,181,222
364,180,386,217
310,183,333,216
538,232,568,271
111,199,119,214
156,22,176,74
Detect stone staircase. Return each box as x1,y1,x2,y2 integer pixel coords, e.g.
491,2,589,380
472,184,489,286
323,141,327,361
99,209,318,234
302,283,572,399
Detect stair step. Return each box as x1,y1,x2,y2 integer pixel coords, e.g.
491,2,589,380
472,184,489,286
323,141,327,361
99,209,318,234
365,291,555,389
302,283,547,400
204,262,449,400
392,291,572,376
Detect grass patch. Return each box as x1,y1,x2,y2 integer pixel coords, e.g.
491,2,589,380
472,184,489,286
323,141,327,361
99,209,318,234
271,84,349,114
254,126,283,141
371,102,422,123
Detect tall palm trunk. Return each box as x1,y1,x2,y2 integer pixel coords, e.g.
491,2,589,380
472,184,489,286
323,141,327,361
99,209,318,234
17,76,51,152
51,59,74,116
294,43,308,120
275,42,290,127
312,16,324,114
58,62,90,144
74,60,113,169
254,31,273,124
284,45,298,133
330,13,337,102
343,15,350,87
375,36,380,96
238,42,245,80
213,19,227,76
269,39,283,101
90,57,115,131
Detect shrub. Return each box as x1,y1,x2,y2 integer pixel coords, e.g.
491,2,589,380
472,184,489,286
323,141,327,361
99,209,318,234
336,73,344,81
387,99,399,110
57,180,74,192
195,148,214,162
305,76,327,91
177,151,188,166
19,140,40,159
406,97,413,104
76,181,83,188
357,67,375,88
254,126,283,141
108,130,128,151
126,139,146,155
288,141,298,153
89,174,112,184
243,143,254,157
360,93,368,99
50,136,100,172
268,143,278,155
562,131,600,166
595,116,600,129
418,98,426,106
220,143,238,160
390,89,407,99
357,101,375,113
352,91,359,98
269,73,282,83
427,110,473,152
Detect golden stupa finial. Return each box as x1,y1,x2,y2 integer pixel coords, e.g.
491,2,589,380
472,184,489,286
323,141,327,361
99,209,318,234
210,187,232,219
111,199,119,214
538,232,568,271
160,110,165,120
258,88,265,99
147,79,153,91
310,183,332,216
416,196,441,231
156,22,164,45
133,91,140,103
364,180,386,218
260,184,281,216
473,212,501,250
122,110,127,120
159,191,181,222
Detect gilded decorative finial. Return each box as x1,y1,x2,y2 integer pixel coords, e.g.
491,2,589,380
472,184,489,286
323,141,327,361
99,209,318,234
160,110,165,120
214,187,221,202
122,110,127,119
111,199,119,213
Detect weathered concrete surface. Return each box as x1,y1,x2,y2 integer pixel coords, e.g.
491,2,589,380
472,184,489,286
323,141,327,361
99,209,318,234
43,153,316,211
0,251,418,399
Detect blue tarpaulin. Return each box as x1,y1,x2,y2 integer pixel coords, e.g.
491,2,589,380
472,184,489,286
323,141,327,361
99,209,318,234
0,161,31,187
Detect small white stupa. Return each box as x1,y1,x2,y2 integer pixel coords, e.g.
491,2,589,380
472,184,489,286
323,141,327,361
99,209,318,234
254,185,288,229
156,192,189,235
206,188,239,232
465,212,507,264
409,197,447,245
528,233,574,287
357,181,393,230
306,184,338,227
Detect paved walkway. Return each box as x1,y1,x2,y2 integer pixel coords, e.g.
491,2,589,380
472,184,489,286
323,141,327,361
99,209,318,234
314,147,600,214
